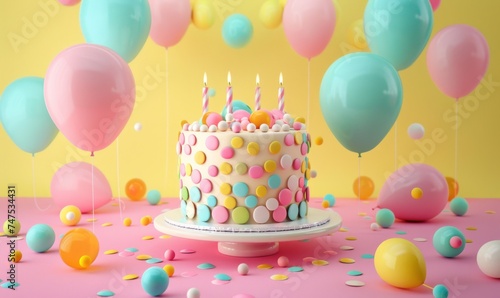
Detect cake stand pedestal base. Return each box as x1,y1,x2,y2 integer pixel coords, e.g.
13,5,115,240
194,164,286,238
218,241,279,257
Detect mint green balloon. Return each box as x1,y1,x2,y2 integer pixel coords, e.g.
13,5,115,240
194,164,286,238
80,0,151,63
319,53,402,155
364,0,433,71
0,77,58,154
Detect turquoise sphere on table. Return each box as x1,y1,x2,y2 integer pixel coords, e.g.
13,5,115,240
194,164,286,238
26,224,56,253
141,266,169,296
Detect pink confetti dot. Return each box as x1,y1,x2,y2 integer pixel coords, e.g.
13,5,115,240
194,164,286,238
184,144,192,155
280,155,292,169
213,206,229,223
188,134,197,146
279,189,292,205
221,147,235,159
208,165,219,177
248,166,264,179
191,170,201,184
295,190,303,202
179,133,185,144
298,177,304,188
292,158,301,170
200,179,213,193
284,134,294,146
182,123,189,131
273,206,287,222
206,135,219,150
176,142,182,154
301,143,308,155
179,164,186,176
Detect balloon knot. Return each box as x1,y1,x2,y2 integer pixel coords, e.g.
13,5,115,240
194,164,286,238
90,151,94,157
358,153,362,158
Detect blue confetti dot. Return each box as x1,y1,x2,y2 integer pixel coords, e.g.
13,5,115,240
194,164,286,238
288,266,304,272
347,270,363,276
97,290,115,297
245,195,258,208
190,186,201,202
299,201,307,218
207,195,217,207
214,273,231,281
146,258,163,264
233,182,249,197
125,247,138,252
197,204,211,222
268,174,281,189
288,203,299,220
361,254,374,259
197,263,216,269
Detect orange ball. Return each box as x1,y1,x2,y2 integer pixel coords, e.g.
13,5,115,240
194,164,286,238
249,110,271,129
445,176,459,201
353,176,374,200
59,228,99,270
125,178,147,201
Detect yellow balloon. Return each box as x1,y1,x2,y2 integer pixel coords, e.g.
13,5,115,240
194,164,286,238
192,0,215,30
374,238,426,288
259,0,283,29
346,19,368,51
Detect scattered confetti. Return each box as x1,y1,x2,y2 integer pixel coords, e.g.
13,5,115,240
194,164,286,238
466,227,477,231
125,248,138,252
142,235,154,240
363,216,372,220
146,258,163,264
257,264,273,269
347,270,363,276
140,216,151,226
97,290,115,297
122,274,138,280
289,266,304,272
345,236,357,241
211,279,230,285
358,212,367,216
118,251,134,257
466,239,473,243
214,273,232,281
413,238,427,242
323,250,337,256
136,254,152,260
1,282,19,288
181,271,198,278
345,280,365,287
101,222,112,227
361,254,374,259
232,295,255,298
104,250,118,255
302,257,316,263
159,235,171,239
485,210,496,214
340,246,354,251
87,218,98,222
270,274,289,281
180,249,196,254
339,258,355,264
312,260,329,266
197,263,215,269
395,231,407,235
237,263,249,275
339,228,348,232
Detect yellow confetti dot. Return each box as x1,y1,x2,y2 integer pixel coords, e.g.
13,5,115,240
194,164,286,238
159,235,171,239
303,257,316,263
185,163,192,176
264,160,276,173
268,141,281,154
339,258,355,264
255,185,267,198
294,132,302,144
220,162,233,175
305,169,311,179
271,274,289,281
220,183,232,195
411,187,423,199
247,142,260,155
79,255,92,268
295,117,305,124
257,264,273,269
136,254,152,260
87,218,98,222
123,217,132,226
312,260,329,266
231,136,244,149
123,274,139,280
140,216,151,226
345,236,357,241
301,161,306,173
466,239,473,243
485,210,496,214
194,151,206,165
224,197,237,210
104,250,118,255
180,120,188,128
357,212,367,216
101,222,112,227
111,203,119,207
314,137,323,145
163,264,175,277
13,250,22,263
339,228,348,232
466,227,477,231
142,236,154,240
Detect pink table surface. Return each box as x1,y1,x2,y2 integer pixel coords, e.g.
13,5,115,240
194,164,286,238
0,197,498,298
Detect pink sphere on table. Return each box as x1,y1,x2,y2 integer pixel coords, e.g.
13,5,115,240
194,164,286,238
164,249,175,261
277,256,289,267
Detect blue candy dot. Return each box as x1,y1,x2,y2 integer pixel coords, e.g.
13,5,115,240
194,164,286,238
376,208,395,228
245,195,258,208
141,267,169,296
233,182,249,197
180,200,187,216
299,201,307,218
324,194,336,207
268,174,281,189
288,203,299,220
197,263,215,269
214,273,231,281
97,290,115,297
190,186,201,202
288,266,304,272
450,197,468,216
207,195,217,208
197,204,211,222
146,258,163,264
125,247,138,252
433,284,449,298
146,189,161,205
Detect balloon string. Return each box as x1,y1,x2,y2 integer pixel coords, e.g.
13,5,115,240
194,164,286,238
394,121,398,170
358,154,362,215
165,48,170,196
422,283,434,290
454,99,458,188
307,58,311,126
91,154,95,234
32,154,50,211
116,138,123,221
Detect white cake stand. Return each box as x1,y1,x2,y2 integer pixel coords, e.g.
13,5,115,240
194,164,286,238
153,208,342,257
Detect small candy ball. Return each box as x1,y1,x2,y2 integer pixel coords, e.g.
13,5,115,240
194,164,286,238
293,122,302,130
164,249,175,261
60,205,82,226
321,200,330,208
370,222,380,231
477,240,500,278
450,197,468,216
376,208,395,228
200,124,208,132
323,194,335,207
237,263,249,275
125,178,147,201
281,124,290,131
59,228,99,269
208,124,217,132
310,170,317,178
147,189,161,205
247,123,256,132
249,110,271,128
163,264,175,277
12,250,22,263
26,224,55,253
277,256,289,267
187,287,201,298
231,122,241,133
206,113,223,127
134,122,142,131
225,113,234,122
192,121,200,131
272,124,281,132
433,284,449,298
3,218,21,236
260,123,269,132
123,217,132,226
141,266,169,296
140,216,151,226
218,120,229,131
411,187,423,199
433,226,466,258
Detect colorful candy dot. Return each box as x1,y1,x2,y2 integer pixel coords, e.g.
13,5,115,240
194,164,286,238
231,136,244,148
269,141,281,154
247,142,260,155
221,147,235,159
268,174,282,189
288,204,299,220
255,185,267,198
264,160,277,173
163,264,175,277
249,165,264,179
280,155,292,169
189,186,201,203
278,189,293,205
206,135,219,150
266,198,279,211
224,197,237,210
220,183,232,195
194,151,206,165
212,206,229,223
232,207,250,224
235,162,248,175
200,179,213,193
207,195,217,207
273,206,287,222
220,162,233,175
208,165,219,177
253,206,270,223
284,134,294,146
233,182,249,197
197,204,211,222
245,195,258,208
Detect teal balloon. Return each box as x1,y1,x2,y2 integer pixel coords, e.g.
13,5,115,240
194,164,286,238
80,0,151,63
222,14,253,48
0,77,58,154
319,53,402,155
221,100,252,118
364,0,433,70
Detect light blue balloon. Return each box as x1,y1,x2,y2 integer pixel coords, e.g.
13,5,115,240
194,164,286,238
0,77,58,154
221,100,252,118
222,14,253,48
80,0,151,63
364,0,433,70
320,53,402,155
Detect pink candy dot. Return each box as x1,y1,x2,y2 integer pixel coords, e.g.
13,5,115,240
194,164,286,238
301,143,308,155
287,175,298,191
450,236,463,249
279,189,292,205
188,134,197,146
298,177,305,188
182,123,189,131
208,165,219,177
184,144,192,155
221,147,235,159
212,206,229,223
248,166,264,179
200,179,213,193
284,134,294,146
305,187,310,201
280,155,292,169
293,122,302,130
191,169,201,184
273,206,287,223
295,190,303,202
206,113,223,127
292,158,301,170
179,133,185,145
206,135,219,150
179,164,186,176
232,122,242,133
176,142,182,155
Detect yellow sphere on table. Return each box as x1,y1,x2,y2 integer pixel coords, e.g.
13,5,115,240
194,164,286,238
163,264,175,277
374,238,426,289
3,219,21,236
59,228,99,270
249,110,271,129
12,250,22,263
123,217,132,227
59,205,82,226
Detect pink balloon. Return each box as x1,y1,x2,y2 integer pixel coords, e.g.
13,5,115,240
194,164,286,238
429,0,440,11
378,163,448,221
51,162,112,213
45,44,135,154
283,0,336,59
427,24,489,99
58,0,80,6
148,0,191,48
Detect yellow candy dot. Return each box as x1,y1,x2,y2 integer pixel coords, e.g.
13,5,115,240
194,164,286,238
194,151,206,165
339,258,356,264
294,132,302,145
264,160,277,173
220,183,232,195
79,255,92,268
142,235,154,240
257,264,273,269
185,163,192,176
247,142,260,155
269,141,281,154
231,136,244,149
249,110,271,128
301,161,306,173
220,162,233,175
321,200,330,208
305,169,311,179
163,264,175,277
104,250,118,255
314,137,323,145
271,274,289,281
123,274,139,280
146,215,153,222
136,254,152,260
123,217,132,226
256,185,267,198
312,260,329,266
224,196,237,209
13,250,22,263
140,216,151,226
60,205,82,226
411,187,423,199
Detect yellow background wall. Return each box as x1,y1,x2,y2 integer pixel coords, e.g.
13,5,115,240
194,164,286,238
1,0,499,199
